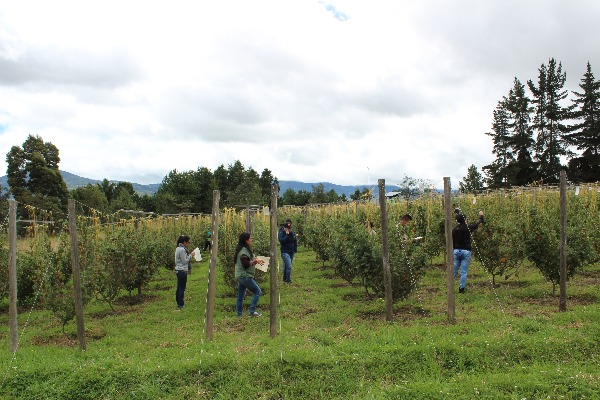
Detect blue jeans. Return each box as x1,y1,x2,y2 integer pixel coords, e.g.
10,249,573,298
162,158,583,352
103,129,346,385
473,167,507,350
453,249,472,289
281,252,294,282
175,270,187,308
236,278,262,316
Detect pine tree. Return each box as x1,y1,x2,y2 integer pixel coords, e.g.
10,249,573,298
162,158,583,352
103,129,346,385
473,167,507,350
483,100,513,188
567,62,600,182
528,58,572,183
259,168,278,203
459,164,485,194
504,78,538,185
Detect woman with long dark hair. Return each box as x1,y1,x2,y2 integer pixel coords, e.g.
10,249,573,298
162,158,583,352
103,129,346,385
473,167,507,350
174,234,195,310
234,232,265,317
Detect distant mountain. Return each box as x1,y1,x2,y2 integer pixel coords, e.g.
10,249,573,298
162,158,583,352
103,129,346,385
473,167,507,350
277,181,386,198
0,171,397,197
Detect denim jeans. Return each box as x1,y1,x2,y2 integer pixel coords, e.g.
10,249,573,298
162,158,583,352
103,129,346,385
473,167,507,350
175,270,188,308
236,278,262,316
281,252,294,282
453,249,472,289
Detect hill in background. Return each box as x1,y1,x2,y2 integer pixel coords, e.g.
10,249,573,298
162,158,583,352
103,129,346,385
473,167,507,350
0,171,387,198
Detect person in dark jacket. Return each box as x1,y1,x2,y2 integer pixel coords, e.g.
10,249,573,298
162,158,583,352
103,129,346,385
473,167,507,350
452,211,485,293
278,219,297,283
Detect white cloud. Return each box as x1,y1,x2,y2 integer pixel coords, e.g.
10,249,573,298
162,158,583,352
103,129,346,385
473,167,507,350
1,0,599,188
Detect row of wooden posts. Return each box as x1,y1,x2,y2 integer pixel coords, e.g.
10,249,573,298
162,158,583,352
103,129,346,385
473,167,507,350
6,174,570,353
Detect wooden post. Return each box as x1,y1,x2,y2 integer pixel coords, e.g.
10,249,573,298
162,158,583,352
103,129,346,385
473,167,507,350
559,171,567,312
245,205,251,234
68,199,86,351
444,177,455,323
378,179,393,321
269,184,279,338
206,190,220,341
8,200,18,353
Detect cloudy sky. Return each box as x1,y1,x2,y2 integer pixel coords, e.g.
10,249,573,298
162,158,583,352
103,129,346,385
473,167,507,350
1,1,598,189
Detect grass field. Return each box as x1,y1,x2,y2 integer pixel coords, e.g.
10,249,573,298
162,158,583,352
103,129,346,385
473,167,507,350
1,246,599,399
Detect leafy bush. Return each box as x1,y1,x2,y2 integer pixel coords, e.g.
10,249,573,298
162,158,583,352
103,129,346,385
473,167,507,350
524,200,596,294
0,233,8,301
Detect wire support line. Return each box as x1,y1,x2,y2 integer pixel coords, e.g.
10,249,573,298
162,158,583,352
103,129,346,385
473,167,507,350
4,247,53,379
467,227,523,364
398,230,438,357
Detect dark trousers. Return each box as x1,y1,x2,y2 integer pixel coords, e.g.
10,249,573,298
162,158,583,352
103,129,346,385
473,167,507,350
175,270,188,308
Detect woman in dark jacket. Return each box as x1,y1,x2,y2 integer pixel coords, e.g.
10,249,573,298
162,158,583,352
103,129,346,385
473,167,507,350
452,211,484,293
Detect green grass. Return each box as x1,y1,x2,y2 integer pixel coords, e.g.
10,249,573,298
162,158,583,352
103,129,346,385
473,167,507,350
1,247,599,399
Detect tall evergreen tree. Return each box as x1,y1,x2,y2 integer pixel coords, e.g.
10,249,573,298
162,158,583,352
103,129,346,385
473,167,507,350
227,160,245,193
280,188,297,205
5,135,69,216
483,100,513,188
155,169,196,213
71,184,109,212
213,164,229,204
528,58,572,183
192,167,216,213
567,62,600,182
504,78,538,185
259,168,278,202
309,183,328,204
459,164,485,194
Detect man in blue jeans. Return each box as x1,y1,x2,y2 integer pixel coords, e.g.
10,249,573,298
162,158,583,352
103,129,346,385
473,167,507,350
278,219,298,283
452,211,485,293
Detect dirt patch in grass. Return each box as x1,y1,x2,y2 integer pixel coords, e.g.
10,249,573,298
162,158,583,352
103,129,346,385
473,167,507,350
330,281,357,289
89,295,158,319
115,294,159,306
218,319,246,334
431,263,446,272
30,325,106,347
420,285,440,294
342,292,372,302
312,261,329,270
520,292,596,307
494,280,531,289
89,307,134,320
576,271,600,286
320,272,338,280
359,305,432,321
150,284,171,292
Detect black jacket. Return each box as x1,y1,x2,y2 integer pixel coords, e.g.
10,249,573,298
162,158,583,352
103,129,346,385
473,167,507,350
452,215,484,251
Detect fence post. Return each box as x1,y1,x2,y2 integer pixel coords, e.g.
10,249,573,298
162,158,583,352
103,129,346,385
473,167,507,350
245,205,251,234
378,179,394,322
8,200,18,353
205,190,220,341
559,171,567,312
269,184,279,337
68,199,86,350
444,177,455,323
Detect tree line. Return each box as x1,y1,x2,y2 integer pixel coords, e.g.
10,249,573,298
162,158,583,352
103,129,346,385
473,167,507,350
465,58,599,191
2,135,356,218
